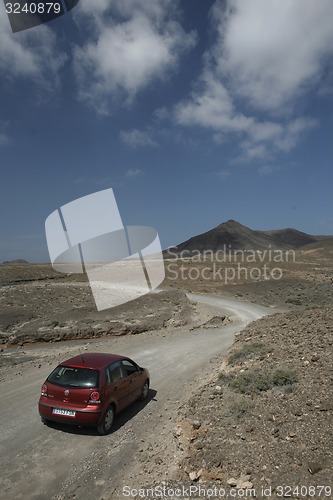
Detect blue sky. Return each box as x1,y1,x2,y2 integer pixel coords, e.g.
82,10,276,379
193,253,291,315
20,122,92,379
0,0,332,262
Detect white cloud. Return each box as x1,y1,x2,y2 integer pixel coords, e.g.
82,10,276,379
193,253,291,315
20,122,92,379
0,6,66,87
258,165,275,176
175,71,316,162
174,0,328,163
238,142,270,162
233,117,317,163
73,0,196,114
126,168,144,178
153,106,171,122
274,117,317,152
120,129,157,148
217,169,230,179
212,0,333,111
175,71,252,132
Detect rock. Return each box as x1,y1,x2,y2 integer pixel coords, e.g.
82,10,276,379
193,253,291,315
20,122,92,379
202,316,226,328
189,469,202,481
308,462,322,474
236,481,254,490
189,471,198,481
192,420,201,430
239,474,251,482
227,478,238,486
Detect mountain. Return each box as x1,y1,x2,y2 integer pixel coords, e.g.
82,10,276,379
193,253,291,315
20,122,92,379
298,237,333,259
165,220,330,255
261,228,317,248
2,259,29,264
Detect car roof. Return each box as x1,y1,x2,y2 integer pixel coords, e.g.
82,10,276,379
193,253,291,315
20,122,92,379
59,353,127,370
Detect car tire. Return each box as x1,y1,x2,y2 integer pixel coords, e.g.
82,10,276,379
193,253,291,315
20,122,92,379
140,380,149,401
97,405,115,435
41,416,49,425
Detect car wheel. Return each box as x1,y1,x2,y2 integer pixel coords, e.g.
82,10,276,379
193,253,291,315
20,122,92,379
41,416,49,425
97,405,115,435
140,380,149,401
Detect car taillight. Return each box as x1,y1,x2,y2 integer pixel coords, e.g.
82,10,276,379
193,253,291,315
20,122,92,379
41,383,47,396
90,391,100,401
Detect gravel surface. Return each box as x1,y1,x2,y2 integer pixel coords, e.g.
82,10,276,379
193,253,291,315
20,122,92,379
174,305,333,499
0,256,332,499
0,293,271,499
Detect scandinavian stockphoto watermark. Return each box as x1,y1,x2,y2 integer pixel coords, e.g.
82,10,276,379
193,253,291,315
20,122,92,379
166,246,296,284
45,188,165,311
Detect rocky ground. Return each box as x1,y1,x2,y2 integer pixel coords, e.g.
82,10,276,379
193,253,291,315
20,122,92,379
164,248,333,308
172,305,333,498
0,251,332,499
126,250,332,499
0,263,224,345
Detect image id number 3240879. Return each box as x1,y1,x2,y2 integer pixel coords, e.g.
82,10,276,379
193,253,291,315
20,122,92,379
5,2,61,14
276,485,332,497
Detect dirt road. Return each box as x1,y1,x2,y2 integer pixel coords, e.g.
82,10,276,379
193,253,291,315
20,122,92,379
0,294,272,499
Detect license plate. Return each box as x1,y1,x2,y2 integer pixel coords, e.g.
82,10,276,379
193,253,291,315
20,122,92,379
52,408,76,417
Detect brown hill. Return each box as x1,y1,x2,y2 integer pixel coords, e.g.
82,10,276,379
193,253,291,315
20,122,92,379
298,236,333,259
2,259,29,265
261,228,317,248
166,220,330,255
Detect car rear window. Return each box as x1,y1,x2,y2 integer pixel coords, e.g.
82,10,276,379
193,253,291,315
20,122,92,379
47,366,99,388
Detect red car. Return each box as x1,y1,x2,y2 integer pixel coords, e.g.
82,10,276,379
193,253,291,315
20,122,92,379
38,353,150,434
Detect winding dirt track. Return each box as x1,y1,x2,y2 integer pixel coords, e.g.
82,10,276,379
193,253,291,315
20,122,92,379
0,294,272,499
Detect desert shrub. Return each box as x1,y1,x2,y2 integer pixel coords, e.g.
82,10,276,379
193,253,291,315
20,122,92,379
228,342,272,365
228,367,297,395
229,369,272,394
271,367,298,386
227,398,254,419
285,295,303,305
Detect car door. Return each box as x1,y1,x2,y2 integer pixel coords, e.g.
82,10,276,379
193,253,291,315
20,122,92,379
121,359,143,404
104,361,131,412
